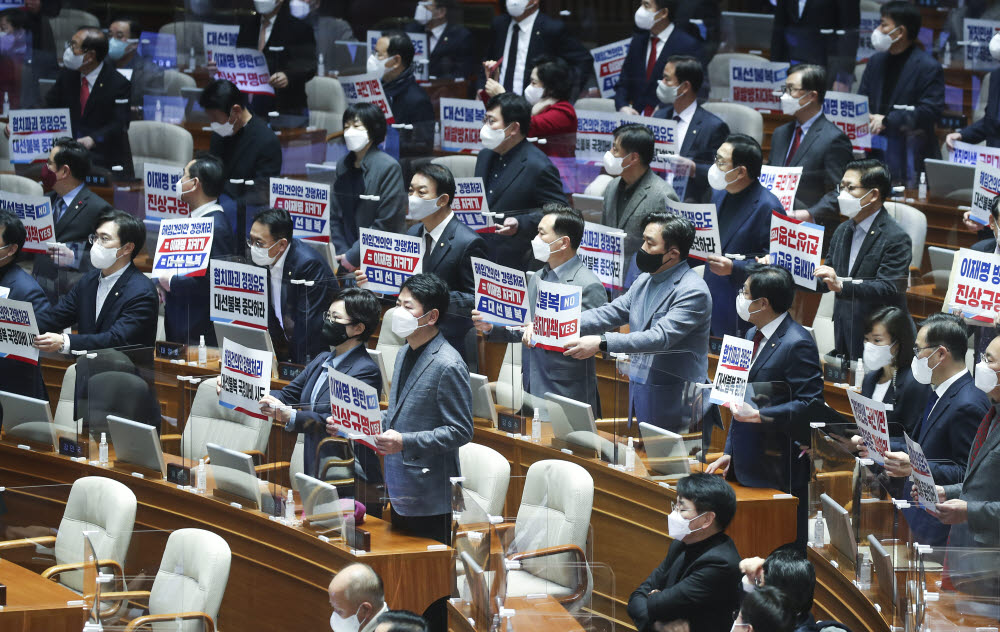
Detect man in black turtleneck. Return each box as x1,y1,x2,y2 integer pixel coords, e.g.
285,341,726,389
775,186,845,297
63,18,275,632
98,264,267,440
373,31,434,159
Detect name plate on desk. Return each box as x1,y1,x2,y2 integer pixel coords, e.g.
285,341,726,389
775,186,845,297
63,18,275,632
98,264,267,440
346,527,371,552
156,340,185,360
278,361,306,381
709,336,723,355
58,436,83,458
497,412,527,435
167,462,191,486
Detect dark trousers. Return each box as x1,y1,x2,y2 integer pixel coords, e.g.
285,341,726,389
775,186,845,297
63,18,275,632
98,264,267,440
391,507,451,631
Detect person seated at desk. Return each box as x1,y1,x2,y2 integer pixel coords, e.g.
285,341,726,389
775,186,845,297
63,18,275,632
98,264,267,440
736,586,796,632
473,204,607,412
249,207,337,365
199,79,282,208
374,611,428,632
159,153,238,346
406,0,476,80
371,31,434,158
329,102,406,275
861,306,922,437
328,563,390,632
34,209,158,353
627,473,741,632
107,17,164,115
0,211,50,399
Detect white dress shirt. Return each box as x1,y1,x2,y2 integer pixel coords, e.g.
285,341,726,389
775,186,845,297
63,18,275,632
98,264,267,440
429,23,446,52
673,100,697,152
81,62,103,101
848,209,879,273
500,9,538,95
751,312,787,364
422,212,454,259
930,369,968,417
269,244,290,326
645,23,674,68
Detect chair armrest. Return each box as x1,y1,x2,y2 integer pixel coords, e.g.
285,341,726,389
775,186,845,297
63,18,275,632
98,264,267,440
41,559,123,582
326,129,345,143
507,544,589,606
493,522,516,552
242,450,266,467
126,612,215,632
0,535,56,550
253,461,290,474
97,590,152,620
159,434,182,454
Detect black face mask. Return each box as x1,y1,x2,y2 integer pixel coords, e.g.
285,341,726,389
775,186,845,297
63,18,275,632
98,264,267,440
322,320,355,348
635,247,668,274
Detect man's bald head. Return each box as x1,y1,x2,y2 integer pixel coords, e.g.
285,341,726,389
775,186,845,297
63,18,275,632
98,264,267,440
328,563,384,626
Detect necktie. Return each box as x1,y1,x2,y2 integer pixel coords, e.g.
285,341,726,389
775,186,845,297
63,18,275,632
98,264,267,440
80,77,90,112
503,24,520,92
55,198,66,223
752,330,765,358
785,126,803,166
913,391,939,439
424,231,434,261
970,406,998,463
645,36,659,81
258,18,270,51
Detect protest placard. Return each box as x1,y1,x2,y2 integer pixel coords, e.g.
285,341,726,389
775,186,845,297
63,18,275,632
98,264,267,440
366,30,428,60
971,156,1000,225
210,259,268,330
0,287,8,299
949,140,1000,167
359,228,423,295
328,367,383,450
453,177,496,233
440,98,485,153
710,335,754,406
219,338,272,420
904,433,940,512
139,31,177,68
759,165,802,214
0,191,53,254
823,92,871,151
143,95,185,124
856,12,880,62
590,39,631,98
214,48,274,95
153,218,215,279
579,222,626,291
8,108,71,164
768,211,823,289
203,23,239,61
144,163,190,220
665,199,720,261
269,177,330,243
0,298,39,365
729,59,788,111
945,248,1000,323
472,257,528,328
0,0,24,7
964,19,1000,71
575,110,676,162
339,72,394,122
847,389,891,465
530,279,581,352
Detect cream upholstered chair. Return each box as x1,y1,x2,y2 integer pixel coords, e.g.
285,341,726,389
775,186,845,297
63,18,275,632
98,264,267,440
0,173,43,196
812,292,836,358
707,53,769,101
53,363,83,434
883,201,927,280
701,102,764,145
307,76,347,136
289,434,306,492
492,342,541,413
128,121,194,175
574,98,616,112
49,9,98,53
159,21,206,69
163,69,196,97
431,155,477,179
459,443,510,519
375,307,407,385
0,135,12,172
162,379,271,462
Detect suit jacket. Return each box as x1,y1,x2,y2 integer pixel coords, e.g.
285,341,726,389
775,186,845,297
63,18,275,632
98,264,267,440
209,115,283,206
275,343,382,484
770,0,860,85
961,67,1000,148
614,27,703,115
406,22,477,80
724,315,824,491
52,185,111,245
268,238,338,365
943,404,1000,548
602,168,679,264
768,115,853,212
382,332,473,516
581,261,712,430
38,263,158,351
474,139,567,270
0,262,50,399
237,2,316,112
331,148,406,267
164,206,238,346
627,532,742,632
823,208,912,359
45,63,132,174
490,256,607,411
382,67,435,157
706,181,783,336
653,104,729,202
483,12,593,95
861,364,926,437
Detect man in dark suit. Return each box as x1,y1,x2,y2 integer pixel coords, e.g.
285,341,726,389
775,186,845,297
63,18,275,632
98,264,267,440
858,1,944,186
200,79,282,208
474,205,607,412
249,207,337,366
43,27,131,175
406,0,476,80
107,17,165,114
814,159,912,361
474,93,566,270
616,0,702,117
627,473,742,632
0,211,50,399
653,55,729,203
159,154,238,346
947,66,1000,150
704,134,784,337
481,0,592,97
374,32,434,158
263,288,384,516
236,0,316,125
707,265,824,548
34,209,158,353
770,0,859,90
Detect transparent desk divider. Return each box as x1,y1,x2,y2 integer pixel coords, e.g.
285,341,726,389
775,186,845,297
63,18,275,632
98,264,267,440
908,544,1000,632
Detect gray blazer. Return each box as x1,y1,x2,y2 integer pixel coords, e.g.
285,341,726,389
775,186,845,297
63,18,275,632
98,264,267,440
943,405,1000,548
602,168,679,263
383,333,473,516
489,256,608,411
331,148,407,267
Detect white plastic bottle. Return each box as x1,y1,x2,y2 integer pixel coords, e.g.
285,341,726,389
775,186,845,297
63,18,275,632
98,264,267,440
918,172,927,199
317,53,325,77
2,91,8,118
943,42,952,68
625,436,636,471
187,47,196,72
198,335,207,366
285,489,295,523
854,358,865,389
813,510,825,546
154,99,162,122
531,407,542,442
196,458,207,493
98,432,109,466
857,551,872,589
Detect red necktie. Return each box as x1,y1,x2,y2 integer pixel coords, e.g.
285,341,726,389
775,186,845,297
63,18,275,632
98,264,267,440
80,77,90,112
970,406,998,463
645,36,659,81
784,125,802,166
752,330,765,358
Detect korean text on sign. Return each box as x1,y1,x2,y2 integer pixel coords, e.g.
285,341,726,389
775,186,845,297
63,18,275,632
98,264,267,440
579,222,626,291
0,298,39,366
219,338,272,420
665,199,720,261
0,191,54,254
768,211,823,289
823,92,871,151
269,177,331,243
214,48,274,95
440,98,485,153
153,218,215,278
8,108,71,164
472,257,528,328
360,228,423,295
948,248,1000,323
590,39,631,99
328,367,383,450
710,335,754,406
453,177,496,233
144,163,190,220
210,259,269,330
758,165,802,214
729,59,788,111
339,72,395,123
904,433,940,512
847,389,891,465
530,279,581,352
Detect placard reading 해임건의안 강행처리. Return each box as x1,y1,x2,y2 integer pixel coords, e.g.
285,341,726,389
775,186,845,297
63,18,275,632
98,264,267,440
359,228,423,295
452,177,496,233
471,257,529,328
152,217,215,279
269,177,331,243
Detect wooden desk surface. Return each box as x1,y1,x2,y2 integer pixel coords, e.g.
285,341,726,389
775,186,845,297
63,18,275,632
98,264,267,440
448,595,585,632
0,559,88,632
808,546,891,632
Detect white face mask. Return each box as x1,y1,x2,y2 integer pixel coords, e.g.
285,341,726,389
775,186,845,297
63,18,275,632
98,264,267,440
863,341,895,371
343,127,369,153
870,26,899,53
910,349,941,385
254,0,278,15
991,32,1000,61
210,113,236,137
330,608,362,632
836,189,873,219
392,309,430,338
524,84,545,105
657,81,679,105
63,45,85,70
407,194,442,220
251,242,281,267
603,150,625,176
480,123,508,150
634,6,656,31
90,243,123,270
367,54,390,80
975,360,999,393
506,0,529,18
414,2,433,24
708,164,738,191
667,509,706,541
289,0,310,18
175,177,193,198
531,234,563,262
779,91,807,116
735,294,762,322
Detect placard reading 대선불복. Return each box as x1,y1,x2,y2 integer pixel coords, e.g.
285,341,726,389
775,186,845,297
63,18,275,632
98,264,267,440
729,59,788,111
203,23,239,61
0,298,40,366
439,98,485,153
847,389,891,466
579,222,626,291
472,257,528,328
0,191,54,254
664,199,720,261
359,228,423,295
8,108,71,164
210,259,268,330
327,367,383,451
219,338,272,420
530,279,581,352
269,177,331,243
768,211,823,289
710,335,753,407
152,218,215,279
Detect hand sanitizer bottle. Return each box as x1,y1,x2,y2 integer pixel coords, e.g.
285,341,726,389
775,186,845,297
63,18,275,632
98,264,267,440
625,436,636,471
813,510,825,546
317,53,325,77
285,489,296,523
98,432,109,466
854,358,865,389
196,458,207,494
154,99,162,122
2,92,8,118
918,172,927,199
187,47,196,72
531,407,541,442
198,335,207,366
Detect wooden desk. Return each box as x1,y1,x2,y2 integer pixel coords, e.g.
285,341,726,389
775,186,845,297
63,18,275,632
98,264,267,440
448,595,585,632
907,283,946,321
0,559,88,632
809,545,892,632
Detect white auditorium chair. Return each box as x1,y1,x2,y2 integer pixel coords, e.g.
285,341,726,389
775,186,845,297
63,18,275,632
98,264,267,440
492,343,540,413
459,443,510,520
159,21,206,69
583,173,613,198
431,155,477,179
883,201,927,283
53,362,82,434
574,98,616,112
289,434,306,492
854,63,866,89
0,173,43,196
976,72,991,123
367,348,391,400
375,307,407,386
0,135,12,172
701,102,764,145
128,121,194,175
163,69,196,97
707,53,769,101
307,76,347,137
812,292,836,358
49,9,99,55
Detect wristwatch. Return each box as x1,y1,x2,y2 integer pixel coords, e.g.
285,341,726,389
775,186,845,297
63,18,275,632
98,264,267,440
599,334,608,352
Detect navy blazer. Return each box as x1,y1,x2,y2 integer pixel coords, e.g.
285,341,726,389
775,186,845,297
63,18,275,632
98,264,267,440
405,22,477,80
705,181,783,336
614,28,702,115
770,0,860,85
481,12,593,94
383,68,435,157
52,186,112,244
268,238,338,365
236,2,316,113
961,67,1000,148
38,263,158,351
164,206,238,346
654,104,729,202
0,262,50,399
860,364,926,437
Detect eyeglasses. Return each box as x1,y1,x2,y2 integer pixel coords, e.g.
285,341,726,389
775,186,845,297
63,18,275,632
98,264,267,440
713,156,730,168
912,345,938,357
778,85,804,95
980,353,1000,368
88,234,117,247
836,184,864,194
246,238,272,249
323,312,351,325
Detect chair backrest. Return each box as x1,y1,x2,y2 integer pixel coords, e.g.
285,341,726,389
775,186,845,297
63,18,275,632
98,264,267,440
583,173,613,198
459,443,511,519
159,21,206,68
883,201,927,270
430,155,478,179
0,174,43,196
148,528,231,632
128,121,194,175
375,307,407,385
977,71,991,123
701,102,763,144
812,291,836,357
513,460,594,587
181,379,270,460
493,343,525,411
49,9,99,52
54,476,137,592
0,135,11,173
163,69,197,97
289,434,306,492
306,77,347,134
860,0,880,12
54,363,81,433
707,53,769,100
574,98,616,112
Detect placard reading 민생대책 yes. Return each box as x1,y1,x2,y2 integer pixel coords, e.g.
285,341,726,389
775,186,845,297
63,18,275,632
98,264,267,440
472,257,528,328
904,433,940,512
758,165,802,214
768,211,823,289
847,389,891,466
8,108,71,163
0,298,40,366
0,191,54,253
327,367,383,451
664,199,720,261
944,248,1000,324
269,177,330,243
579,222,626,291
209,259,268,330
530,279,581,352
710,335,753,407
971,156,1000,225
452,178,496,233
152,218,215,278
219,338,272,420
359,228,423,295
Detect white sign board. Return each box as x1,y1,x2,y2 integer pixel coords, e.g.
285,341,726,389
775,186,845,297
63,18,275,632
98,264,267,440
0,298,39,366
768,211,823,289
453,177,496,233
219,338,272,420
471,257,528,328
269,177,331,243
971,157,1000,225
203,23,239,61
946,248,1000,324
710,334,754,406
0,192,54,254
759,165,802,214
359,228,423,295
339,72,395,122
664,199,720,261
963,19,1000,71
847,389,891,466
144,163,190,220
530,279,581,352
214,48,274,95
210,259,269,330
327,367,383,451
8,108,71,164
729,59,788,111
823,92,872,151
579,222,626,291
439,98,485,153
590,38,631,99
904,432,940,512
152,218,215,279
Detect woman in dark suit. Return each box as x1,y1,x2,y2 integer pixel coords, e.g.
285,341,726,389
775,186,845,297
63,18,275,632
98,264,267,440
860,306,921,436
